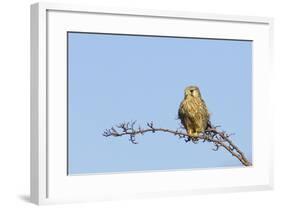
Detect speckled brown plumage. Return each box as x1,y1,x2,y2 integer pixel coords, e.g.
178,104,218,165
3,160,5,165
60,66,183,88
178,86,209,137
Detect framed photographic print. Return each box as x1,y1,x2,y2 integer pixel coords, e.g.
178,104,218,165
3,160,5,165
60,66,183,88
30,2,273,205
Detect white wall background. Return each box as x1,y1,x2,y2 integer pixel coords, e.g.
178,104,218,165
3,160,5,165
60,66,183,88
0,0,280,207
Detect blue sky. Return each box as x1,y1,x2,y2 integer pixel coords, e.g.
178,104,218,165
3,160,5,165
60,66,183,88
68,32,252,174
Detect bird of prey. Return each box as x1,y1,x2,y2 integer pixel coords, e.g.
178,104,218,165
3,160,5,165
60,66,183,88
178,86,209,137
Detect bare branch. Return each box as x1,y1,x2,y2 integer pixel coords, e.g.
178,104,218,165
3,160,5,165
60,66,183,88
103,121,252,167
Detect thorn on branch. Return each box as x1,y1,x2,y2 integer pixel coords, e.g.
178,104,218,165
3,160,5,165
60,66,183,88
212,144,220,151
184,138,191,143
129,134,138,144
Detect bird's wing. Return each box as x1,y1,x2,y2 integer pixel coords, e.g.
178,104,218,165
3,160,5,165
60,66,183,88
178,101,184,119
178,101,188,129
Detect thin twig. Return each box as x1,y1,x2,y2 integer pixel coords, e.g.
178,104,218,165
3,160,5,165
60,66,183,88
103,121,252,166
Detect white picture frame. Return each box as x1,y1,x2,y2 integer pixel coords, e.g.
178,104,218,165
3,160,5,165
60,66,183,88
30,2,274,205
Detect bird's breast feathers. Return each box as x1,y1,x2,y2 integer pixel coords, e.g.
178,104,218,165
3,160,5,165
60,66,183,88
180,96,209,119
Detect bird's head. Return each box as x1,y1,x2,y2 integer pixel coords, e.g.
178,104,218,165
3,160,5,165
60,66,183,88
184,85,201,98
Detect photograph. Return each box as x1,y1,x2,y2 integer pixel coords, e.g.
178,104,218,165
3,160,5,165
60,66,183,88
67,32,252,175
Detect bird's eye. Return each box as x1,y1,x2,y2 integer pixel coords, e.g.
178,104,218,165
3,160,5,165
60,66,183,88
190,90,194,93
